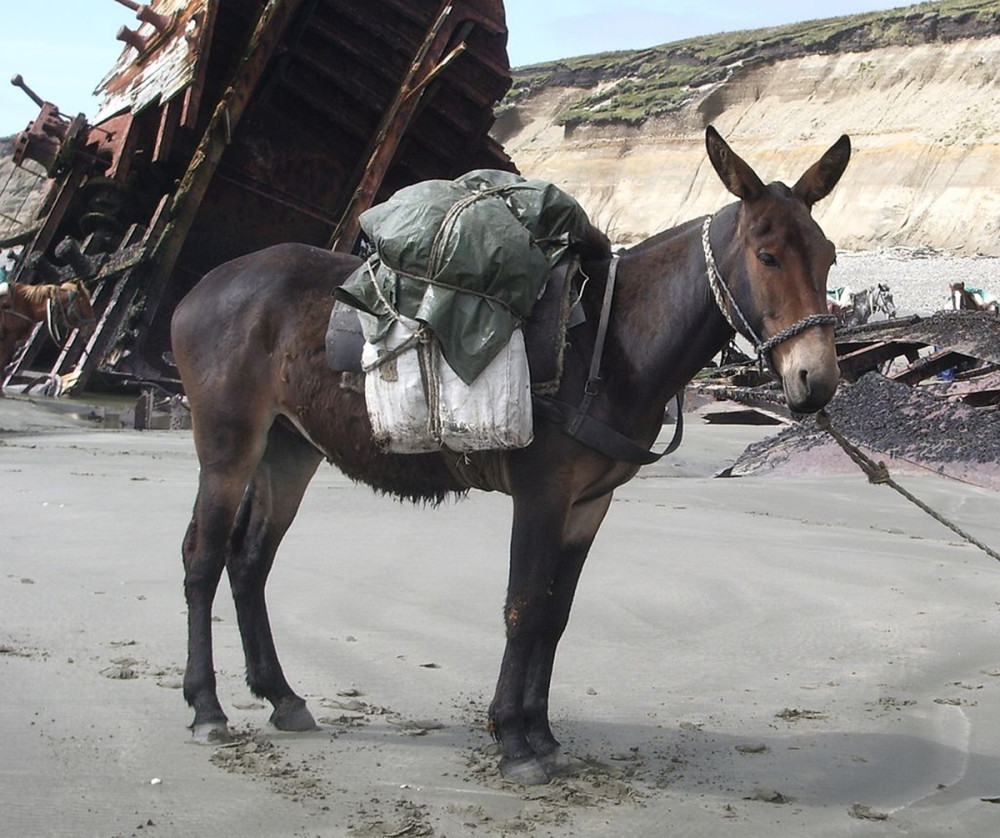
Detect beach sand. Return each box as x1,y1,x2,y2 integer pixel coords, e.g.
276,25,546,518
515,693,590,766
3,394,1000,836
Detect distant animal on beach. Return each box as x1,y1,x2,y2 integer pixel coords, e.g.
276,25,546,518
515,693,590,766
951,281,999,314
171,126,850,784
0,280,95,379
828,282,896,327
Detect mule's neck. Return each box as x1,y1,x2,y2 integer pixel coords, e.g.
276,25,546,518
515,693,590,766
600,203,741,432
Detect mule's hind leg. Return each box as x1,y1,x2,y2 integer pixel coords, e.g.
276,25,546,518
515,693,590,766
226,420,322,731
183,453,265,742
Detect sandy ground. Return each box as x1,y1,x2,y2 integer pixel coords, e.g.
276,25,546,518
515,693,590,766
4,395,1000,837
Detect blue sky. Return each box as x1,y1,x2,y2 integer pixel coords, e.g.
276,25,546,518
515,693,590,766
1,0,898,136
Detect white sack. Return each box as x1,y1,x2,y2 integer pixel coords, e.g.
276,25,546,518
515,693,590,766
363,317,533,454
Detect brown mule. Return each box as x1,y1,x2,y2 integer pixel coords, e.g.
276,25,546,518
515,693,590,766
171,126,850,784
0,280,95,374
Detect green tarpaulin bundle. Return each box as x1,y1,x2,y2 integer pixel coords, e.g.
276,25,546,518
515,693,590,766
334,169,598,384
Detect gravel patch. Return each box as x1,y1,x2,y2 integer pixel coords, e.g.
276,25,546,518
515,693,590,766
730,372,1000,489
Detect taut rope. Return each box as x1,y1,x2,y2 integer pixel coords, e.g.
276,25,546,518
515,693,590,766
816,409,1000,563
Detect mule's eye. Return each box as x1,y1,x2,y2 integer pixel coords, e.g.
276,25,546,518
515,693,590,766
758,251,779,268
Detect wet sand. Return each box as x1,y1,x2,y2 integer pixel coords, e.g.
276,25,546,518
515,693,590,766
3,394,1000,836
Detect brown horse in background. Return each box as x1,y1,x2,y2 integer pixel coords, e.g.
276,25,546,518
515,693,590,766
171,126,850,784
951,281,999,314
0,280,96,376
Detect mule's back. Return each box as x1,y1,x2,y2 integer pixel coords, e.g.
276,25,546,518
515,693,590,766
172,242,462,503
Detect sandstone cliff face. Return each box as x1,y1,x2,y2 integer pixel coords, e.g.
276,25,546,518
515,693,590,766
496,35,1000,255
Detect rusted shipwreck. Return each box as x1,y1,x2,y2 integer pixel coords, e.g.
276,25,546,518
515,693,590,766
2,0,515,396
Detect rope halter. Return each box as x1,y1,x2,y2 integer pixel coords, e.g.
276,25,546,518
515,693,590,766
701,215,836,371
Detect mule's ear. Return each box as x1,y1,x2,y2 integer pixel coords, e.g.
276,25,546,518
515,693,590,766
705,125,765,201
793,135,851,207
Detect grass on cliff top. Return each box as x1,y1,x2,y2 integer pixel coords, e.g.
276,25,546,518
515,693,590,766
502,0,1000,126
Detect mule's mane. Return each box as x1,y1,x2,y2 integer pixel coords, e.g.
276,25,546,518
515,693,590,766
16,283,62,304
621,212,712,257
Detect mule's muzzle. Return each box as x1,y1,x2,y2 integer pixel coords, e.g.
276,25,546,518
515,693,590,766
773,328,840,414
784,365,839,414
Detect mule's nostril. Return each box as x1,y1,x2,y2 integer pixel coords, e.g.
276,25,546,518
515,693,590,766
798,368,810,394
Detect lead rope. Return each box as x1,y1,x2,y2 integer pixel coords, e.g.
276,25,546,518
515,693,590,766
816,409,1000,563
705,216,998,561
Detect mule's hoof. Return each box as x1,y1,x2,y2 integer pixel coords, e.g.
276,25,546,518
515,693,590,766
541,747,588,777
270,696,317,732
499,755,551,786
538,746,571,775
191,720,232,745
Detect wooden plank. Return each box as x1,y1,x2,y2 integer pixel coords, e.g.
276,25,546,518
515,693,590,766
152,96,185,163
1,323,44,390
890,349,971,386
94,0,212,123
61,194,171,394
836,340,923,382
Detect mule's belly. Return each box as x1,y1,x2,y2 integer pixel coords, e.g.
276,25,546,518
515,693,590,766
283,369,468,503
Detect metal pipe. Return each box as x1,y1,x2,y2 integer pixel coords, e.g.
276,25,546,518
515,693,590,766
10,74,45,108
136,5,173,33
114,0,172,34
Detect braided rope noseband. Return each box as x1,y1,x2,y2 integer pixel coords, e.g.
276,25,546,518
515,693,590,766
701,215,836,370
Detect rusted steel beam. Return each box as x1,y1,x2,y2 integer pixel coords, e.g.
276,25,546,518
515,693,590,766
383,0,507,37
278,62,384,135
212,170,340,226
302,13,403,83
319,0,431,52
922,368,1000,401
288,44,390,111
330,0,466,251
890,349,973,386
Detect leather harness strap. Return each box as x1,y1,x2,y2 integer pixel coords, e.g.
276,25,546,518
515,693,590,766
532,254,685,466
533,392,685,466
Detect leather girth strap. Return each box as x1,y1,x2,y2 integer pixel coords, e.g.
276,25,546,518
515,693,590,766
532,255,684,466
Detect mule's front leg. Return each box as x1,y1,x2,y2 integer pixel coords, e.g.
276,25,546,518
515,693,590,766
489,492,574,784
522,493,613,770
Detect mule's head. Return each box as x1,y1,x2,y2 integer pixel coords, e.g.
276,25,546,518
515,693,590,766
60,280,96,337
705,125,850,413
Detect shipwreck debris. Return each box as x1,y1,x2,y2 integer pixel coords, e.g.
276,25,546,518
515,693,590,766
2,0,515,397
692,309,1000,486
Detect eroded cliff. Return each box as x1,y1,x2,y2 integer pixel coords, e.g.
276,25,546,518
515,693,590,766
496,2,1000,254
